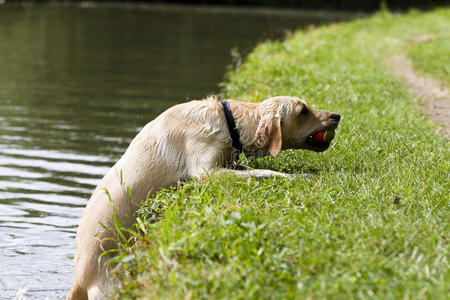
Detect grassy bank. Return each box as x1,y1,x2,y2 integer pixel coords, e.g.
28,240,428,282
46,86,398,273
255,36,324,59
409,32,450,85
111,8,449,299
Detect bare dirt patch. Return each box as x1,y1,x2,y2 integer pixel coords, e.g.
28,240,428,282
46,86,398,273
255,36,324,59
387,55,450,138
410,34,436,44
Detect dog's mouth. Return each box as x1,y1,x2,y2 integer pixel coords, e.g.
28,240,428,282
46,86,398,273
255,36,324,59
304,135,331,152
302,126,338,152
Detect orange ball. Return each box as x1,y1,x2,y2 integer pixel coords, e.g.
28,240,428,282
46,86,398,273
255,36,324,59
313,130,335,142
313,131,326,142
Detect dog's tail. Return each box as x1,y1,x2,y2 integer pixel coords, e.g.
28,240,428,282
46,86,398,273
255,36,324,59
66,283,88,300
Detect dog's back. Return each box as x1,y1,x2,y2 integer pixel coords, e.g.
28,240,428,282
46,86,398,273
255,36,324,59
68,98,225,299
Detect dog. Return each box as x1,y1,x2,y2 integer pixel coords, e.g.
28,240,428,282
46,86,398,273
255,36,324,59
67,96,340,300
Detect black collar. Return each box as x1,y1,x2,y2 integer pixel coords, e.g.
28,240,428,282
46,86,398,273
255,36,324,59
220,100,243,153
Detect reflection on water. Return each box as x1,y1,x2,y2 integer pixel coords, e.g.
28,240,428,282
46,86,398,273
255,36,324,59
0,3,355,298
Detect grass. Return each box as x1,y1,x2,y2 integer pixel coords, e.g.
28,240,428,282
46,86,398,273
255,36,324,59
409,35,450,85
111,8,449,299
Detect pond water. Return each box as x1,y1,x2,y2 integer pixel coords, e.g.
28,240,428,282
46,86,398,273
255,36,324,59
0,3,355,299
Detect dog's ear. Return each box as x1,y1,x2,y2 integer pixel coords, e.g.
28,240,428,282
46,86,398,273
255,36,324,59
255,112,282,157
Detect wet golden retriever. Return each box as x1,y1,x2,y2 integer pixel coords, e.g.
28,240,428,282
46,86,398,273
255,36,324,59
67,96,340,300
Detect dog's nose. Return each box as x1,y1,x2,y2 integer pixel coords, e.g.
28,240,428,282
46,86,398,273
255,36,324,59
330,113,341,121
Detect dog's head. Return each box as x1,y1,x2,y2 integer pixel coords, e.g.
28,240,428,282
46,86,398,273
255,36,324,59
255,96,340,156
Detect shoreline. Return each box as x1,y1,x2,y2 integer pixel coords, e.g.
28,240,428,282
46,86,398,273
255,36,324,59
113,7,449,298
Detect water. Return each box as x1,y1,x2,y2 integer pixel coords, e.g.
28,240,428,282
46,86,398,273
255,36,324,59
0,3,355,299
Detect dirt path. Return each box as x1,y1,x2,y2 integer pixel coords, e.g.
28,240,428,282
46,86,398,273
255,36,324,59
387,55,450,138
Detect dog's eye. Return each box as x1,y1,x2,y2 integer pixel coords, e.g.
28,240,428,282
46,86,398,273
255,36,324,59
299,106,309,116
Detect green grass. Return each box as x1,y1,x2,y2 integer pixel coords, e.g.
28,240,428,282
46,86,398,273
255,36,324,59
409,35,450,85
111,8,449,299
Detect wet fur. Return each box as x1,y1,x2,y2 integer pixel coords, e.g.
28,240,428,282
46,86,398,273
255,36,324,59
67,96,340,299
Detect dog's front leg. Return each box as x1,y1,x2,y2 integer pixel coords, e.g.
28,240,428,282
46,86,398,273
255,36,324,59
212,168,295,179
